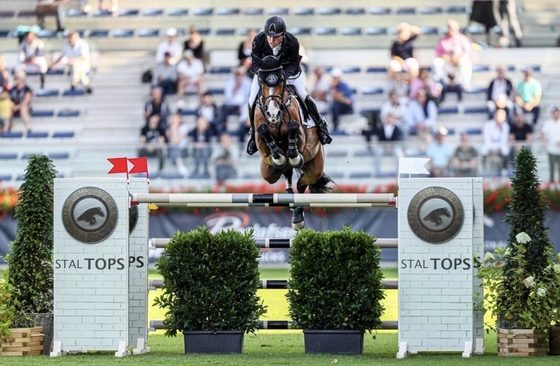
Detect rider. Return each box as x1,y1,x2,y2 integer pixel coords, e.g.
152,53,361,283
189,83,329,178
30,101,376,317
246,15,333,155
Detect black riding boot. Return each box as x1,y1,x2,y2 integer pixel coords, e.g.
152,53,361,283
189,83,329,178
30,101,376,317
246,105,258,155
304,95,333,145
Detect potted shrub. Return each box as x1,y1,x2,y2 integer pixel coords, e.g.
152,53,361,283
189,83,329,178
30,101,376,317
154,226,266,354
287,227,385,354
476,147,560,356
5,155,56,355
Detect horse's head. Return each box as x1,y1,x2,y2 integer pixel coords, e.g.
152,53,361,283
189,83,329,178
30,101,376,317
256,55,285,124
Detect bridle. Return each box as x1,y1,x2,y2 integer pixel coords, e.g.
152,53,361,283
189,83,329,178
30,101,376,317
256,63,293,125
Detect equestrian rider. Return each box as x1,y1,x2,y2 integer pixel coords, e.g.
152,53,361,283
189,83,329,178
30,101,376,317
246,15,333,155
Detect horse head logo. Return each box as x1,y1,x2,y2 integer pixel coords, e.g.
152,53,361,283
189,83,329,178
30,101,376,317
77,207,105,226
422,207,451,226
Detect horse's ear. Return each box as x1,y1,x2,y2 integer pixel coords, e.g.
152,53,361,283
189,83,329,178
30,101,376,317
252,54,263,66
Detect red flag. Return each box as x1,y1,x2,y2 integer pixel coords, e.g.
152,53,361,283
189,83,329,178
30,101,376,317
107,157,128,174
128,157,149,178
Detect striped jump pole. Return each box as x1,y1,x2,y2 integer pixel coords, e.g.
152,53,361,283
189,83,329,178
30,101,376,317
149,320,398,331
132,193,396,208
148,279,399,290
149,237,399,249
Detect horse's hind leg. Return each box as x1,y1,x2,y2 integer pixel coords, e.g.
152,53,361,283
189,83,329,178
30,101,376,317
287,120,303,169
283,170,294,194
257,124,286,169
292,183,307,231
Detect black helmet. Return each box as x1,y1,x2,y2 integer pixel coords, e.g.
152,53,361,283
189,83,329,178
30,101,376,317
264,16,286,37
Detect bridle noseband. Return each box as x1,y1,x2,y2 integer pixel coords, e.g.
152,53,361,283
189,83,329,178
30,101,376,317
257,64,288,125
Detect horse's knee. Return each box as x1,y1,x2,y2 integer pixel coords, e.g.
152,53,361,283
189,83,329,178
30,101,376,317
256,124,270,136
287,120,299,133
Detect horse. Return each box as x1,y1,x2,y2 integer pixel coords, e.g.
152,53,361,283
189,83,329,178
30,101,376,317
252,55,333,230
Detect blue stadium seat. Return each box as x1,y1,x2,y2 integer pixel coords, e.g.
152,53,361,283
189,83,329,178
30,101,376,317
38,30,58,38
143,8,164,16
0,174,12,181
418,6,443,15
339,27,362,36
0,153,18,159
376,171,397,178
317,8,341,16
18,10,36,18
349,171,373,179
92,9,113,17
27,131,49,138
112,29,135,38
289,28,312,36
36,89,60,97
346,8,366,15
179,109,197,116
207,88,225,95
215,28,236,36
198,28,211,36
292,8,314,16
366,66,388,73
362,86,384,95
46,69,64,75
264,8,289,15
209,66,233,74
52,131,75,138
241,172,261,179
439,106,459,114
420,26,439,35
167,8,189,16
138,29,160,37
57,110,80,117
16,174,25,181
31,109,55,118
368,7,391,15
472,65,491,72
243,8,264,16
395,7,416,15
89,30,110,38
354,150,375,157
464,128,483,135
327,151,348,158
0,131,24,138
465,106,486,114
447,6,469,14
0,11,15,18
160,172,185,179
118,9,140,17
466,25,485,35
332,130,348,136
192,8,214,16
466,85,487,94
48,152,70,160
314,28,337,36
339,66,360,74
63,89,85,96
364,27,388,36
0,30,10,38
215,8,240,16
21,153,40,160
67,9,88,17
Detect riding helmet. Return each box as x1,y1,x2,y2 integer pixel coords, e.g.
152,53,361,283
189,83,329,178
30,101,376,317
264,16,287,37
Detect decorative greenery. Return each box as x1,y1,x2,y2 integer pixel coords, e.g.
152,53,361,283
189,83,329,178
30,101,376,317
287,227,385,332
476,147,559,330
0,269,16,339
154,226,266,336
5,155,57,314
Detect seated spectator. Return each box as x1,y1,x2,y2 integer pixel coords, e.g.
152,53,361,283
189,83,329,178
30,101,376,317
238,29,256,66
156,28,182,65
381,89,408,126
176,50,204,107
509,113,533,142
0,55,9,90
482,109,511,173
214,133,237,186
18,29,48,89
515,67,541,126
166,113,189,176
329,68,354,131
195,92,221,138
308,67,331,115
540,105,560,183
433,19,473,89
98,0,118,13
486,66,514,121
183,26,205,63
389,71,410,99
6,71,33,134
49,31,92,94
389,22,420,81
426,129,454,177
409,67,441,100
405,89,437,141
376,112,402,141
189,116,213,178
219,66,251,134
439,64,464,105
139,114,166,173
151,52,178,97
36,0,68,32
0,88,11,135
450,133,478,177
144,87,170,128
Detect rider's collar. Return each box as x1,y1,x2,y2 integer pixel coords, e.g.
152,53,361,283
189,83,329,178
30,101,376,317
272,42,282,56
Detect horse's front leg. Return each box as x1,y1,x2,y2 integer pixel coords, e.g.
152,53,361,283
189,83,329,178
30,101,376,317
287,120,304,169
257,124,287,169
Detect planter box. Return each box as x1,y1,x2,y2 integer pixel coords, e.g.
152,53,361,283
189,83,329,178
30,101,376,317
549,326,560,356
497,328,549,357
303,330,364,354
0,327,44,356
183,331,244,354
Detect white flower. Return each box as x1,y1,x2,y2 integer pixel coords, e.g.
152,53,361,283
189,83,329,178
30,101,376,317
523,276,535,287
504,248,512,257
554,264,560,274
537,288,547,297
484,252,495,261
516,232,531,244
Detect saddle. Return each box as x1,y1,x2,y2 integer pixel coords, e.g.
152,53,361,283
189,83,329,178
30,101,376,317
285,85,310,125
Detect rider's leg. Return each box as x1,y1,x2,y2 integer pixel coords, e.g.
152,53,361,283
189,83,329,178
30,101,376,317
289,75,333,145
246,75,260,155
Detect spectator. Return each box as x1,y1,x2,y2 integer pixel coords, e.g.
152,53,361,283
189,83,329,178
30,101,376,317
238,29,257,66
482,108,511,173
509,113,533,142
433,19,473,88
540,105,560,183
515,67,541,126
183,26,205,62
36,0,68,32
426,129,454,177
376,112,402,141
189,116,213,178
151,52,178,97
389,22,421,80
380,89,408,139
308,67,331,115
156,28,182,65
0,55,9,90
195,92,221,138
176,50,204,107
405,89,437,141
166,113,189,176
50,31,92,94
214,133,237,185
98,0,118,13
493,0,523,47
139,114,166,173
18,29,48,89
219,66,251,134
486,66,514,121
330,68,354,131
450,133,478,177
6,71,33,133
409,67,441,100
0,73,11,134
144,86,170,128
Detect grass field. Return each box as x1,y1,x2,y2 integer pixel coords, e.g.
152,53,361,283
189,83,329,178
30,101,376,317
2,268,559,364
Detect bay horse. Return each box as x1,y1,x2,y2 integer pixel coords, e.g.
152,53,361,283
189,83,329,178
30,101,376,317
252,55,333,230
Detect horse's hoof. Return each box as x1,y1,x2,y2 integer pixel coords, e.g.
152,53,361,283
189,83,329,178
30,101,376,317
292,220,305,231
292,207,304,230
271,156,287,170
289,153,304,169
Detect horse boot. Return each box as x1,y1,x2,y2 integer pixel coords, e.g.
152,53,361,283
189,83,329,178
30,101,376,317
304,95,333,145
246,104,258,155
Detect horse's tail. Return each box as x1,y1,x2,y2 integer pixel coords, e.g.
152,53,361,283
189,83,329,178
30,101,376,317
309,173,334,194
